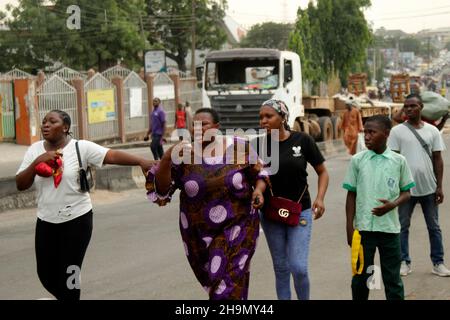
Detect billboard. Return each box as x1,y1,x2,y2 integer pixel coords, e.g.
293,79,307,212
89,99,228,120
144,50,166,74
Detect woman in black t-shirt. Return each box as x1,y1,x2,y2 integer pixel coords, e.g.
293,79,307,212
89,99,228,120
258,99,329,300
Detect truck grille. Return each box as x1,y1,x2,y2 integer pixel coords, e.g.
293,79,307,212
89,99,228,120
210,94,273,131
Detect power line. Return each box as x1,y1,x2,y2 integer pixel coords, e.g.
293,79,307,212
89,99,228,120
371,10,450,22
367,4,450,17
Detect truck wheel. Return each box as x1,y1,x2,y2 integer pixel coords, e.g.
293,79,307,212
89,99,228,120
331,116,343,139
308,120,321,140
293,120,302,132
318,116,333,141
300,120,310,135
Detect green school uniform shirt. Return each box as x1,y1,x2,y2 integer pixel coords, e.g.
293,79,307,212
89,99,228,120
342,148,415,233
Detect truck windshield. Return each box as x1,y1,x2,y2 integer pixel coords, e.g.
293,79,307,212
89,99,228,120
205,60,279,91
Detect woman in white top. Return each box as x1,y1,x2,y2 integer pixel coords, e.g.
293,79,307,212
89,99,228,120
16,110,155,300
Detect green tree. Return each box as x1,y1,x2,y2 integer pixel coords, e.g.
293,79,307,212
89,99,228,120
240,22,293,50
323,0,372,84
289,0,372,87
146,0,227,72
288,3,324,94
0,0,148,72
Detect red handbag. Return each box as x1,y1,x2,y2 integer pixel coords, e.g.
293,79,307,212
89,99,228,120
263,186,308,227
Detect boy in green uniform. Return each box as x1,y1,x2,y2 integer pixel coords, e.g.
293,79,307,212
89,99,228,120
343,115,415,300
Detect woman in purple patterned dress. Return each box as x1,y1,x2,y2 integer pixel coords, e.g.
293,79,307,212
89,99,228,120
145,108,268,300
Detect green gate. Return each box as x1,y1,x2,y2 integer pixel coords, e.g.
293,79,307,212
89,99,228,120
0,80,15,141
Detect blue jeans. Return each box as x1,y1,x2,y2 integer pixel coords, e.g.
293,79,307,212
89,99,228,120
399,193,445,265
260,208,312,300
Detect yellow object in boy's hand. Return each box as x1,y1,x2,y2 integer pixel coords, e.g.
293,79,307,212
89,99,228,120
351,230,364,276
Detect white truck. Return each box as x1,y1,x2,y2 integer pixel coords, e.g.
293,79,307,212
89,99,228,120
201,48,304,132
201,48,401,141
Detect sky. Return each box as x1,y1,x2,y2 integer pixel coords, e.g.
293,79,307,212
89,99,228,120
226,0,450,34
1,0,450,34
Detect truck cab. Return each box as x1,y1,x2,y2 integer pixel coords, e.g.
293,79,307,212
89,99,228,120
201,48,303,131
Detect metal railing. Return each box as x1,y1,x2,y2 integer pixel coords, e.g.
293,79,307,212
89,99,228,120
2,68,34,80
37,75,79,138
0,80,15,140
52,67,86,82
102,65,132,81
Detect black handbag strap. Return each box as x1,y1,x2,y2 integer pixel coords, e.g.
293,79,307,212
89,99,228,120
75,141,83,169
403,122,432,160
269,185,308,203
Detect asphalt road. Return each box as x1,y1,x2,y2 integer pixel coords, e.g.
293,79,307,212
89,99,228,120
1,135,449,300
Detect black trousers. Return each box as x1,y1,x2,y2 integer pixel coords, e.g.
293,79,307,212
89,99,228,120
150,134,164,160
35,211,93,300
351,231,404,300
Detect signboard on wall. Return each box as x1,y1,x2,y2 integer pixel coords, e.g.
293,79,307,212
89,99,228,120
129,88,142,118
87,89,115,124
144,50,166,74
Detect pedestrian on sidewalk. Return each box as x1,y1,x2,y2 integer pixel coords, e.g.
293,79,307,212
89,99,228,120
145,108,268,300
258,99,329,300
174,103,187,141
185,101,194,133
343,115,415,300
16,110,155,300
388,93,450,277
342,99,364,155
145,97,166,160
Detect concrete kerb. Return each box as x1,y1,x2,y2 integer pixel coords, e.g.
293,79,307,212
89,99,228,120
0,177,37,212
0,139,347,213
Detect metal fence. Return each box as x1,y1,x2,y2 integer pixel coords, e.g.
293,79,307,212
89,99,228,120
52,67,86,82
102,65,132,81
180,78,202,112
84,73,118,141
0,80,15,140
37,75,79,139
123,72,149,135
0,65,192,144
153,73,175,128
2,68,34,80
102,66,149,136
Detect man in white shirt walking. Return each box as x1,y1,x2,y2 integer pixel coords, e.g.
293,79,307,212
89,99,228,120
388,93,450,277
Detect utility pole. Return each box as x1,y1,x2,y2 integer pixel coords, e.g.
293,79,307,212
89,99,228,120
282,0,288,22
191,0,196,76
395,39,399,71
138,12,146,44
373,48,377,85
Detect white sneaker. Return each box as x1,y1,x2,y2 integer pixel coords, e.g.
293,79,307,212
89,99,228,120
400,261,412,276
432,263,450,277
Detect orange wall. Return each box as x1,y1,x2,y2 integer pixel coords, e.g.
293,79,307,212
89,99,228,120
14,79,39,146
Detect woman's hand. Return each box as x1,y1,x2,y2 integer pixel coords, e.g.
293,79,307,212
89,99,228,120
139,159,158,176
34,150,61,165
312,198,325,220
251,189,264,210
